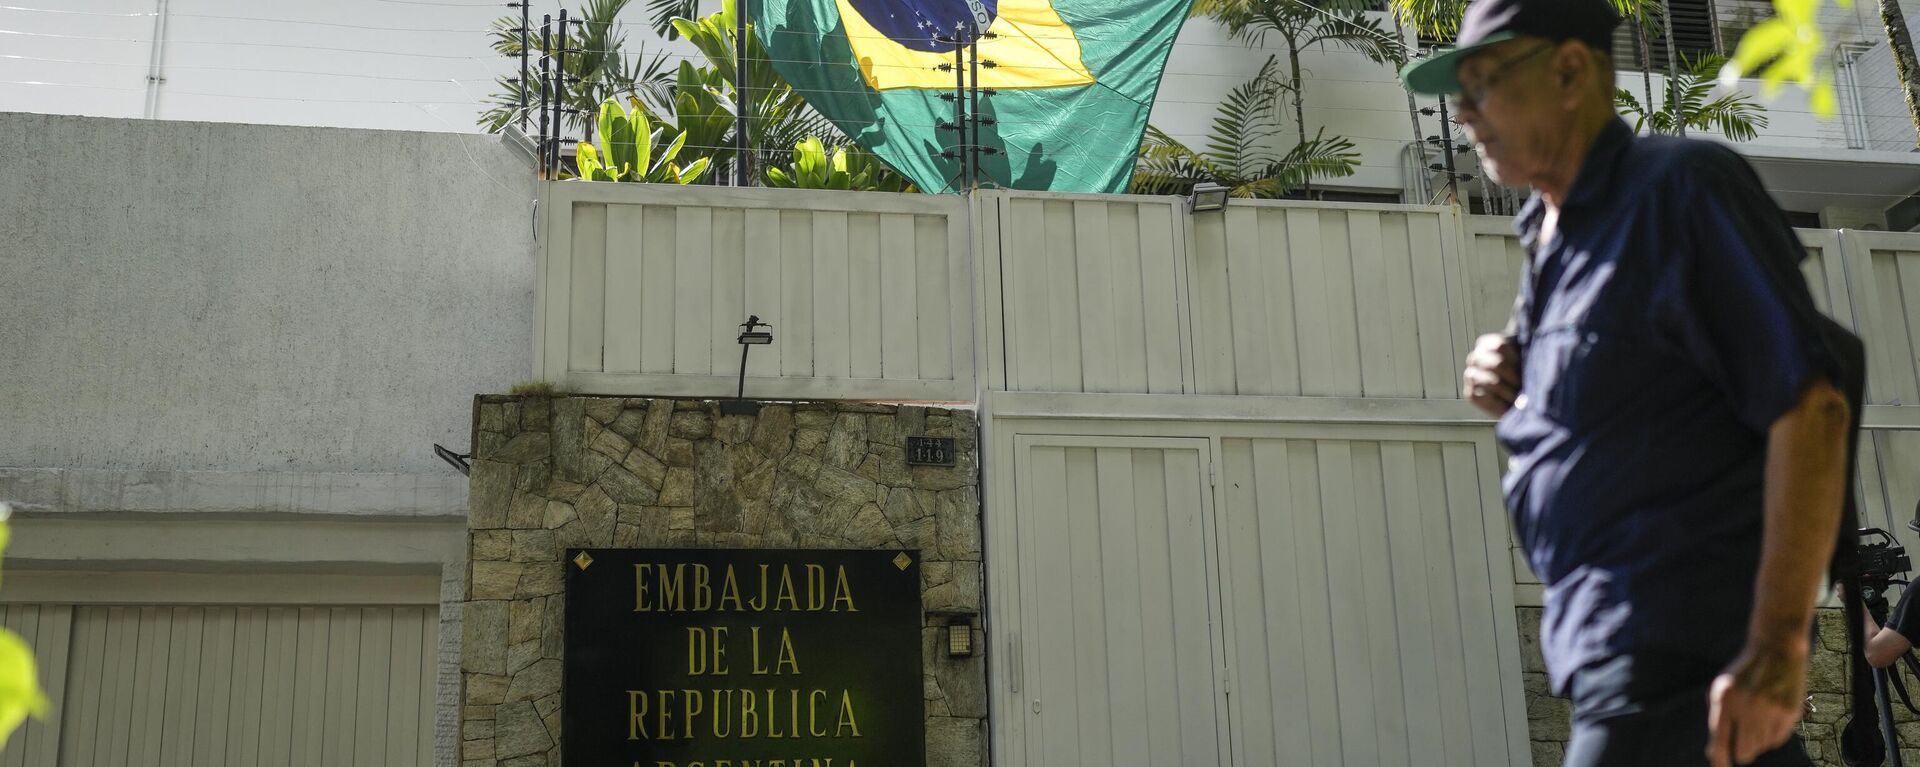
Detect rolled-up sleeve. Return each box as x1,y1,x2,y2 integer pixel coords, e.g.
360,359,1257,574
1655,149,1836,433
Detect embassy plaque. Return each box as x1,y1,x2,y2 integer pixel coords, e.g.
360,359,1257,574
563,549,925,767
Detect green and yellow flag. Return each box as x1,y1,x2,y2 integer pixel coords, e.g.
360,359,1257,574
756,0,1193,193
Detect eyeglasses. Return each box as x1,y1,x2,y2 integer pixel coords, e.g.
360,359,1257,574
1452,43,1557,112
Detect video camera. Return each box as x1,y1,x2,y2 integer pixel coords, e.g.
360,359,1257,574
1859,528,1912,585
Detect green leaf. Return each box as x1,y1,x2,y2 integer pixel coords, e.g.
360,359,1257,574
0,627,45,741
578,142,608,181
674,156,713,184
601,99,638,175
656,130,689,178
631,108,654,179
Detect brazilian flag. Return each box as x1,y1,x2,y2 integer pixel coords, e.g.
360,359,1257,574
756,0,1193,193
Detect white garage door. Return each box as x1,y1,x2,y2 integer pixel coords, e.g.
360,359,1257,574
989,414,1531,767
0,603,438,767
1005,435,1228,767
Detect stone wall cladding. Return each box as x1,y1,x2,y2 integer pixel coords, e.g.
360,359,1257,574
460,395,985,767
1519,606,1878,767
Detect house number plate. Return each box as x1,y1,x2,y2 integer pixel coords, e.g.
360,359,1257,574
905,436,956,467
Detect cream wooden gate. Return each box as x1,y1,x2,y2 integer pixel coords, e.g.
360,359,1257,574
1001,435,1228,767
0,603,439,767
988,401,1531,767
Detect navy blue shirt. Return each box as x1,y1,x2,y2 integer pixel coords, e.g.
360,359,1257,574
1498,118,1835,692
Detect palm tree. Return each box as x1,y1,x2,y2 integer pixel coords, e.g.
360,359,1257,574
1195,0,1398,156
1615,52,1768,139
1133,56,1362,198
478,0,674,139
1878,0,1920,148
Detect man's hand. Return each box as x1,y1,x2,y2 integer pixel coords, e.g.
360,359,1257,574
1462,333,1522,417
1707,643,1808,767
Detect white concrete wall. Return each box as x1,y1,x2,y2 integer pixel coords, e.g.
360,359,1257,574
0,111,528,767
0,112,535,476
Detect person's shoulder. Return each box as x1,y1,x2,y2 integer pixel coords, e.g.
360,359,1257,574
1633,134,1756,191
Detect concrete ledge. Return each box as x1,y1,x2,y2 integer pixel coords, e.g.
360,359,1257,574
0,570,445,605
6,516,466,570
0,467,468,517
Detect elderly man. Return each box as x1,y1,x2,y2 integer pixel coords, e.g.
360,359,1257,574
1399,1,1853,765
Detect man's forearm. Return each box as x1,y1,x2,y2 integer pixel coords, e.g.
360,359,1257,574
1748,380,1851,652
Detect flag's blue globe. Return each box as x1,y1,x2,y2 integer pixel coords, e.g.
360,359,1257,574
841,0,998,52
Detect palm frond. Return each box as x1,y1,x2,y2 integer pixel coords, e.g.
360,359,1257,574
647,0,702,38
1301,8,1399,65
1203,55,1287,174
1614,52,1769,140
1132,126,1211,195
1264,128,1360,193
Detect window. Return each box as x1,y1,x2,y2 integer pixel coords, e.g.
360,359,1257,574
1611,0,1720,68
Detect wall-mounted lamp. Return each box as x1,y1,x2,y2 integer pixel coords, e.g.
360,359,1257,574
946,618,974,657
1188,181,1229,213
722,315,773,416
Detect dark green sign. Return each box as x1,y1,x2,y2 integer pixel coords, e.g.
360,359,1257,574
563,549,925,767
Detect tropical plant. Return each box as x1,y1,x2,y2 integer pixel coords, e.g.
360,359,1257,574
1616,52,1769,140
1194,0,1398,145
478,0,675,138
1722,0,1847,119
1131,57,1360,198
507,0,912,191
574,98,714,183
0,507,47,742
667,0,841,181
764,137,916,192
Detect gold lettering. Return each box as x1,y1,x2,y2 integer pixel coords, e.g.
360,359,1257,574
836,691,861,737
720,566,745,611
808,690,828,737
741,685,759,737
712,689,734,738
832,566,857,612
629,690,650,739
789,689,800,739
717,762,731,767
767,689,784,738
682,689,703,740
774,567,800,612
687,628,708,675
687,627,728,676
658,564,687,612
750,565,769,611
805,564,827,611
635,565,652,612
693,564,713,611
656,762,673,767
751,627,770,675
658,690,676,740
775,628,801,675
